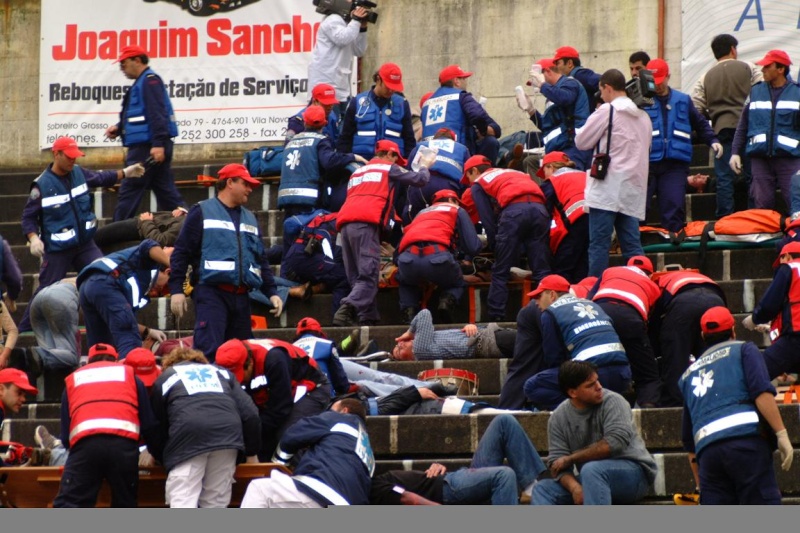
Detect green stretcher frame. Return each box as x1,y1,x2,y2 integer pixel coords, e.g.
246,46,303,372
642,238,781,253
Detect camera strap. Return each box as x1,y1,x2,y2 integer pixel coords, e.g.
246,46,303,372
595,105,614,155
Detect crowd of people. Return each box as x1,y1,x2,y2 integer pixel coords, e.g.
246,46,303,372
1,2,799,506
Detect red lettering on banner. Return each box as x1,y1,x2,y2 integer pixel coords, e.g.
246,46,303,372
52,16,318,60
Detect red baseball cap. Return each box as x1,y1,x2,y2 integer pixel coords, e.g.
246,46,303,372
215,339,250,383
432,189,460,204
311,83,339,105
700,306,735,334
420,91,434,109
217,163,260,186
439,64,473,84
116,45,148,63
0,368,38,395
375,139,407,166
570,276,598,299
774,240,800,268
88,343,119,361
434,127,456,140
123,348,161,388
378,63,404,92
296,317,326,339
646,58,670,84
756,49,792,66
537,58,556,70
303,105,328,128
52,137,85,158
628,255,654,275
461,154,493,185
528,274,571,299
553,46,580,61
536,151,570,179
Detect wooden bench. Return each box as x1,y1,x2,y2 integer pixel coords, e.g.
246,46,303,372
0,462,289,508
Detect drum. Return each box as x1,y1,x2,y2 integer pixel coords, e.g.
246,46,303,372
417,368,480,396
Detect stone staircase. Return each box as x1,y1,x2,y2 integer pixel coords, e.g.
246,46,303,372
2,145,799,505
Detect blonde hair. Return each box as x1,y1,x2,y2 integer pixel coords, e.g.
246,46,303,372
162,347,208,369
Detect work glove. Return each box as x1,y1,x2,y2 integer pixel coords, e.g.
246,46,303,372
742,314,756,331
528,69,545,90
29,235,44,258
711,142,724,160
729,154,742,175
269,295,283,317
776,429,793,471
147,328,167,343
170,294,187,318
123,163,146,178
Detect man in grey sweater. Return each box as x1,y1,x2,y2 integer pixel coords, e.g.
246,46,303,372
532,360,657,505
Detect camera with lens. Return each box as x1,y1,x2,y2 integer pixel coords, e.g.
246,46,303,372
626,69,656,109
313,0,379,24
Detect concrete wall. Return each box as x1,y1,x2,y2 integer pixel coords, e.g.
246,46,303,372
0,0,683,170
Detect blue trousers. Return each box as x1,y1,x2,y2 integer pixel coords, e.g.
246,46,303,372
114,141,185,221
696,436,781,505
18,240,103,332
647,159,690,232
476,136,500,165
551,216,589,283
488,202,551,320
339,222,382,323
53,434,140,508
192,284,254,363
763,332,800,379
750,156,800,214
532,459,650,505
714,128,752,217
282,244,350,317
587,208,644,277
79,273,141,359
443,414,547,505
396,249,464,311
523,363,632,411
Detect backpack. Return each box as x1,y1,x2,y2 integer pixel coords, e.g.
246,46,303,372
283,209,330,244
243,145,285,177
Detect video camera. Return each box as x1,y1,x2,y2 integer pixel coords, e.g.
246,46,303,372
626,69,657,109
313,0,378,24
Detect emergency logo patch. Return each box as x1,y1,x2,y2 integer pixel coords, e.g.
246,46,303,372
691,369,714,397
573,302,599,320
176,364,223,395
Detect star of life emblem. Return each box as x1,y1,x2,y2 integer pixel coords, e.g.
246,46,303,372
691,369,714,397
573,302,599,319
285,150,301,170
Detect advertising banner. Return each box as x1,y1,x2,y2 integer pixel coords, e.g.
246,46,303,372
39,0,325,149
681,0,800,92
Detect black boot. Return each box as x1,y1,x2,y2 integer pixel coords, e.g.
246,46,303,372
333,303,358,327
437,294,458,324
401,307,417,325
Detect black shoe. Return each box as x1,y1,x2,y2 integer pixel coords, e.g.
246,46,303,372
437,295,457,324
355,339,379,357
427,381,460,397
332,303,358,327
401,307,417,325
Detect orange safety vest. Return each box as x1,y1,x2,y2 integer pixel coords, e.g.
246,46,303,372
246,339,323,408
398,203,460,253
336,160,394,230
593,266,662,320
546,169,586,253
474,168,545,208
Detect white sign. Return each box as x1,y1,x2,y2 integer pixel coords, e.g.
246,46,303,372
682,0,800,93
39,0,325,149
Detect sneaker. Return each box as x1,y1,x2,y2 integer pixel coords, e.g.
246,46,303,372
332,303,358,327
34,425,61,450
339,328,361,355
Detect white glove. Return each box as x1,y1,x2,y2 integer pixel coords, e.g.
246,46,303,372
776,429,793,471
711,142,724,160
755,323,772,333
269,295,283,317
123,163,146,178
528,70,545,90
29,235,44,258
170,294,187,318
147,328,167,343
742,314,756,331
729,154,742,175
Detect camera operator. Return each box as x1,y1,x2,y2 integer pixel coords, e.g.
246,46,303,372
308,3,372,123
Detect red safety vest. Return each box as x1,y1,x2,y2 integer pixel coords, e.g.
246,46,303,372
64,361,140,447
474,168,545,208
398,203,460,253
546,169,586,253
336,160,394,230
655,270,719,296
593,266,662,320
246,339,323,408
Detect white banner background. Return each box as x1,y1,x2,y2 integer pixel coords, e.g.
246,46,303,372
682,0,800,93
39,0,326,149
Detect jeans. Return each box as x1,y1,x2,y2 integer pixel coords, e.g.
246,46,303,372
587,208,644,277
29,282,80,370
714,129,752,217
443,414,547,505
340,358,428,397
531,459,650,505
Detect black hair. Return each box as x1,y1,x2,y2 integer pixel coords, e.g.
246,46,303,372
628,51,651,65
702,330,733,347
710,34,738,60
599,69,626,91
336,397,367,423
558,360,599,395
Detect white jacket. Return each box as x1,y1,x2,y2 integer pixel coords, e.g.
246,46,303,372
575,96,652,220
307,15,368,102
